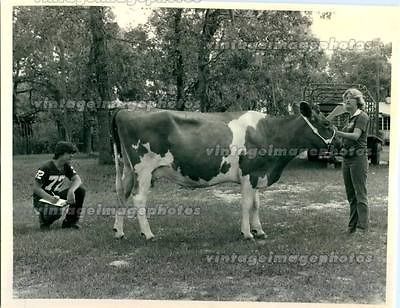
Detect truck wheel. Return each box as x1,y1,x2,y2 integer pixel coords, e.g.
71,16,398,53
307,150,318,162
371,142,381,165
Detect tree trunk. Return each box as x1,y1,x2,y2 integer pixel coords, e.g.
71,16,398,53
271,80,278,115
198,10,223,112
174,9,185,111
89,7,113,164
82,109,93,153
198,46,209,112
13,77,19,123
83,37,96,154
376,60,381,102
57,41,72,142
97,110,112,164
56,119,66,140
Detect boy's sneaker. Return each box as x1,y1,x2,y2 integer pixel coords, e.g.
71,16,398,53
347,225,356,234
61,221,81,229
39,224,51,231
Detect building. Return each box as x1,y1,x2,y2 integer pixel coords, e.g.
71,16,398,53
379,97,391,144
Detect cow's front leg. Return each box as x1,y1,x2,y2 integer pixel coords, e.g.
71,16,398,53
250,190,266,239
240,177,255,240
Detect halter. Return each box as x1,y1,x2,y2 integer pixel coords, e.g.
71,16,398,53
301,116,336,145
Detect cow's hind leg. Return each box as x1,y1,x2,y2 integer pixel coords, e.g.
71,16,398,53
250,190,267,239
240,178,255,240
134,171,155,240
113,165,134,239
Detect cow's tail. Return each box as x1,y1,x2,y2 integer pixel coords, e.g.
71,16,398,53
111,109,122,159
111,110,121,155
111,110,123,186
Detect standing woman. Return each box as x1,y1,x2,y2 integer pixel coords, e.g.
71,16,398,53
334,88,370,234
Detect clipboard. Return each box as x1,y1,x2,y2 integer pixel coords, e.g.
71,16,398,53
39,198,68,207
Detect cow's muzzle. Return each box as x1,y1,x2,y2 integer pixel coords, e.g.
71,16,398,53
302,116,336,146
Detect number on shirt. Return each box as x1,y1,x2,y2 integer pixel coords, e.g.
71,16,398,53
54,177,65,192
35,170,45,180
45,175,65,191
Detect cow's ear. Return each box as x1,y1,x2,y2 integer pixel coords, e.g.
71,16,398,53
300,101,312,118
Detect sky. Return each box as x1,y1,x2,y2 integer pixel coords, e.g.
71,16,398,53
310,8,396,43
112,6,152,29
111,6,396,44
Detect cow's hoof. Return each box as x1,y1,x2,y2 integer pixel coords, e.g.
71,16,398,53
141,232,155,241
241,231,255,241
251,230,267,239
243,237,256,243
113,228,125,239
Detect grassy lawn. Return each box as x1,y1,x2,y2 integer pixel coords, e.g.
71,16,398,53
12,154,389,303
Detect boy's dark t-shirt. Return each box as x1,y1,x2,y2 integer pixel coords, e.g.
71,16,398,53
342,110,370,158
33,160,77,203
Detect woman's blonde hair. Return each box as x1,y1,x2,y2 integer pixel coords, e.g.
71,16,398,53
343,88,366,110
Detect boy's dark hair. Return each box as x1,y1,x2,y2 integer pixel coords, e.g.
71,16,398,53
53,141,77,159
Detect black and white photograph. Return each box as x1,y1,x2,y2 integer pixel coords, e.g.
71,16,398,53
2,1,399,306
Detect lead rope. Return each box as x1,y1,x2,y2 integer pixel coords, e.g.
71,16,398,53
301,116,336,145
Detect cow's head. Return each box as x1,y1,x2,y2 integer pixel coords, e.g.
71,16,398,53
299,101,341,149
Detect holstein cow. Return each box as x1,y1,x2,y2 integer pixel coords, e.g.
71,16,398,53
111,102,338,240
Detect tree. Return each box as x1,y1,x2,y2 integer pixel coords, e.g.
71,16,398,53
173,9,185,110
13,7,92,152
206,10,329,113
89,7,113,164
197,9,226,112
328,39,391,101
12,7,339,156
